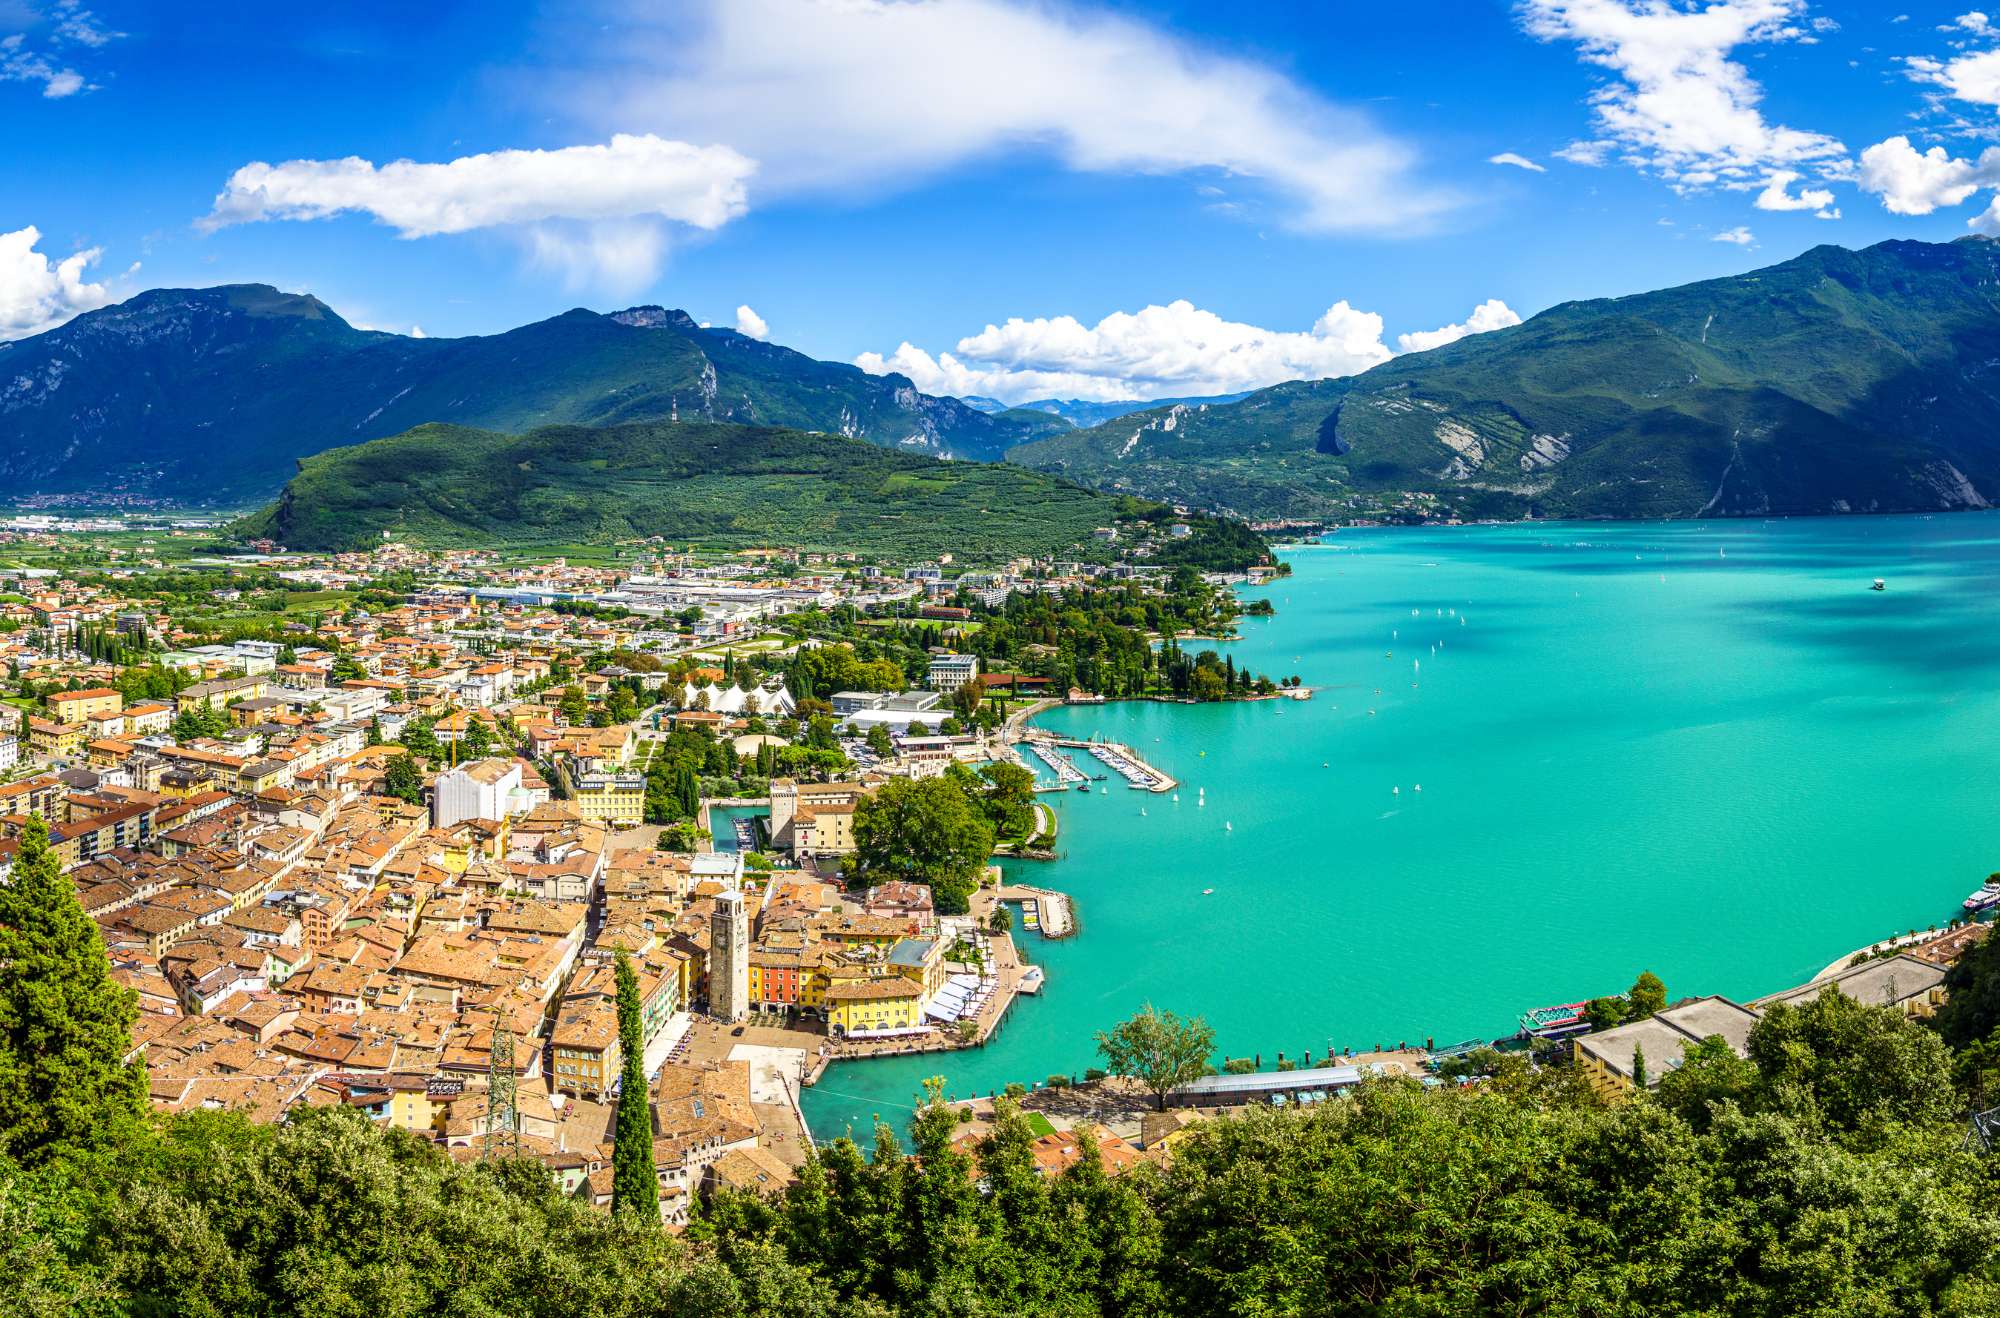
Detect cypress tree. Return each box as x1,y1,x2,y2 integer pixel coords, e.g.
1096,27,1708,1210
610,951,656,1221
0,815,148,1167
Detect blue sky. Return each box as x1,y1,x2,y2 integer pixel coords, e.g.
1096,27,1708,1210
7,1,2000,402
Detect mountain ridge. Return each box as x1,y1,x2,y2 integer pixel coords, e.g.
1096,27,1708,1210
0,284,1044,502
1009,237,2000,522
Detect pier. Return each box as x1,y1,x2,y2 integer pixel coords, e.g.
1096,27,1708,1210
1025,740,1090,788
1045,736,1178,793
995,883,1076,938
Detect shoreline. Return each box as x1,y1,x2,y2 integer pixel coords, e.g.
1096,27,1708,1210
805,546,1993,1131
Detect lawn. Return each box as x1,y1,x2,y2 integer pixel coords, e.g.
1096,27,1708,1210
1021,1111,1058,1138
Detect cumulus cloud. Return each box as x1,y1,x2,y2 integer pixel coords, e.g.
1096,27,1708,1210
1711,225,1757,244
1905,46,2000,109
856,297,1519,404
563,0,1456,235
1753,168,1839,216
734,304,768,339
0,224,114,339
1489,152,1548,172
1520,1,1844,188
1856,135,2000,215
1396,299,1522,353
201,134,755,291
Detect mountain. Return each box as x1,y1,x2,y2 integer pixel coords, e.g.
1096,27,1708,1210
239,418,1116,560
1010,238,2000,522
963,393,1251,427
0,285,1044,503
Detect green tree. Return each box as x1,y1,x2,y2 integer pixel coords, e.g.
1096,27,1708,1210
1626,971,1667,1020
1095,1004,1216,1110
1631,1042,1648,1090
611,952,657,1222
851,776,996,915
863,724,894,759
0,816,148,1166
1935,915,2000,1047
381,754,423,805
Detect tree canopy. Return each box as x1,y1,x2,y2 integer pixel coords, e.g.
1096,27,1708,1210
1095,1004,1216,1111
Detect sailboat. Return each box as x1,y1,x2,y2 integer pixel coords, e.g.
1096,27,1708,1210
1224,821,1233,832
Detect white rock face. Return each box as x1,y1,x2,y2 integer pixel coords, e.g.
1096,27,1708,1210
1519,433,1572,471
1434,420,1486,475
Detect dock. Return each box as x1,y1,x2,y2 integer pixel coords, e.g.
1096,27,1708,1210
1024,740,1090,788
1047,737,1177,793
995,883,1075,938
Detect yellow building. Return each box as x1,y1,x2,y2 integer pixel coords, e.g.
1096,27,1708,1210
49,687,122,723
27,717,84,759
571,771,644,826
826,976,925,1035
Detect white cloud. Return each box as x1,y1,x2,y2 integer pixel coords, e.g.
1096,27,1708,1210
734,304,768,339
0,1,120,98
1941,11,1994,36
1856,135,2000,215
566,0,1456,235
0,224,113,339
1,31,79,95
205,134,753,237
1753,168,1838,216
202,133,755,291
1520,1,1844,187
1905,47,2000,109
1712,225,1757,244
1396,299,1522,353
1489,152,1548,172
857,296,1519,404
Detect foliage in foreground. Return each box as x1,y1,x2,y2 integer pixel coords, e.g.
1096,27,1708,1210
9,985,2000,1316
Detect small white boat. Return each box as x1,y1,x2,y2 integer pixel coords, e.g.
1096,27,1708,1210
1224,821,1233,832
1391,786,1399,795
1872,578,1887,592
1201,888,1214,896
1414,784,1423,792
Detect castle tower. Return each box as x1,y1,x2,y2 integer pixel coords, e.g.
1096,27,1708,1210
711,887,749,1023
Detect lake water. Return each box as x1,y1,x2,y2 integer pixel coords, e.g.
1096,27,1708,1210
799,515,2000,1140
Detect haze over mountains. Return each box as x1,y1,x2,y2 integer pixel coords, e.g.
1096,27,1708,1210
14,238,2000,524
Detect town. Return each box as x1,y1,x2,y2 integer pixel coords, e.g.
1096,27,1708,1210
0,515,1285,1225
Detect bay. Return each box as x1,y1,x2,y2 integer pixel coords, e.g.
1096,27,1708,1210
799,514,2000,1140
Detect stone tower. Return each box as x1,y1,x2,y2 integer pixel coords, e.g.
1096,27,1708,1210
711,887,749,1023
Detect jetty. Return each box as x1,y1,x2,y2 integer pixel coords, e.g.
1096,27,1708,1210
1044,736,1177,792
1025,741,1090,788
995,883,1076,938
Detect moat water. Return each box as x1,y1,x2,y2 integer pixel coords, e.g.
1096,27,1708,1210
799,515,2000,1140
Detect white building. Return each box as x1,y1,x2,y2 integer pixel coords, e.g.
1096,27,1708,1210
0,735,16,773
926,654,980,694
678,679,795,718
432,758,525,828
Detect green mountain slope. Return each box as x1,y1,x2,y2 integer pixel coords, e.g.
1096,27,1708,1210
1012,238,2000,521
239,419,1115,559
0,287,1040,502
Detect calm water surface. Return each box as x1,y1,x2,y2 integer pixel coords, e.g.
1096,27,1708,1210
800,515,2000,1139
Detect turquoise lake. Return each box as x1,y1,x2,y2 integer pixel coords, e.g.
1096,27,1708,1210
799,515,2000,1141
